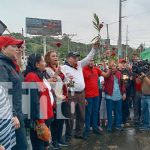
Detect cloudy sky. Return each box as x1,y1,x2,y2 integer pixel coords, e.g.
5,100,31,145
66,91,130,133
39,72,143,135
0,0,150,48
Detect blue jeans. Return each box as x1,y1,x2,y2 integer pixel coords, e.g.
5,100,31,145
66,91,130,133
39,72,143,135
122,97,130,124
133,92,142,124
106,99,122,129
12,118,28,150
98,89,102,126
141,95,150,128
85,96,99,131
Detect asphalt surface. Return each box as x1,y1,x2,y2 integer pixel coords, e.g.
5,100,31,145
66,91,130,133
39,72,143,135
64,127,150,150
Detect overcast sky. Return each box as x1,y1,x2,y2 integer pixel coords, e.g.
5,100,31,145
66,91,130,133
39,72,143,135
0,0,150,48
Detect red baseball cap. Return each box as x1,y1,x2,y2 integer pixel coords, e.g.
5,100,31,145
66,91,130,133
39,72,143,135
119,58,126,63
0,36,24,50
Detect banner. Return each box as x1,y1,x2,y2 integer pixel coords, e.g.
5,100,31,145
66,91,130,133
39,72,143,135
26,17,62,36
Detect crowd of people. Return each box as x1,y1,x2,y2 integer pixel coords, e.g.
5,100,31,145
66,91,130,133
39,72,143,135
0,36,150,150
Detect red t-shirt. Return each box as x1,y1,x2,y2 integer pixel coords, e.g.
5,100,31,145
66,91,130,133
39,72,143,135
135,78,142,92
83,66,102,98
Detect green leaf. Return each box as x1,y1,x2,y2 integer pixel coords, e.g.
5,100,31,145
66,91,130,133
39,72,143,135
92,21,98,28
92,21,98,30
94,26,99,31
91,36,99,42
93,13,99,25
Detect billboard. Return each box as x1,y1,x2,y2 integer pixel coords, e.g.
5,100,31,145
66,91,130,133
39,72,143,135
26,17,62,36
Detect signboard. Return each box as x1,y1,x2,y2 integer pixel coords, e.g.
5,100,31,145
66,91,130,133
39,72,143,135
26,17,62,36
0,20,7,35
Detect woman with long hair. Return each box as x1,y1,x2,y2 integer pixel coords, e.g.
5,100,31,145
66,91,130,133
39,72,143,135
45,50,69,149
24,53,54,150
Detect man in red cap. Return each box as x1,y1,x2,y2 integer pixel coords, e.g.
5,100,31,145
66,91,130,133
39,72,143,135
0,36,27,150
119,58,126,64
118,58,133,127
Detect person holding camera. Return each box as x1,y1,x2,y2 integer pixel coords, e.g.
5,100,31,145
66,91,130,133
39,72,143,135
140,72,150,130
133,76,142,127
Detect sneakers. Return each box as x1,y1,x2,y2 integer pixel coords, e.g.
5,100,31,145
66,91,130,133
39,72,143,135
134,122,140,128
138,126,150,131
106,128,112,133
74,135,84,139
83,130,90,140
99,127,103,132
121,123,130,127
121,124,125,127
115,127,123,131
105,120,108,126
58,141,69,147
65,136,72,143
52,141,61,150
125,123,130,127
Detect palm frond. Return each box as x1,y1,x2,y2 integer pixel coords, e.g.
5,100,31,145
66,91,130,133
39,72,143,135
94,25,99,31
91,36,99,42
92,21,98,29
92,13,103,42
93,13,99,26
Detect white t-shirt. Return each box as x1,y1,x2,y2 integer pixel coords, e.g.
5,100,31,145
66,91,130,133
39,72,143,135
61,48,96,92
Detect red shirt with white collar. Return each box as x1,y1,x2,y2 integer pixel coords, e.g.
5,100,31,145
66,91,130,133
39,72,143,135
83,66,102,98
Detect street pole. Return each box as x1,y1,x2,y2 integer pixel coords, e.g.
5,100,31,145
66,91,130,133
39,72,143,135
43,36,46,56
22,28,25,63
106,24,110,49
125,25,128,61
118,0,127,58
67,34,77,53
106,24,109,40
68,37,70,53
118,0,122,58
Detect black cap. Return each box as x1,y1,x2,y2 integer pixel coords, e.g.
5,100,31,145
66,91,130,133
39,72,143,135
67,52,80,58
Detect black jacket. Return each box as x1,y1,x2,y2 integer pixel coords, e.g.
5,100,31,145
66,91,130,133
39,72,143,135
0,53,23,118
121,68,134,97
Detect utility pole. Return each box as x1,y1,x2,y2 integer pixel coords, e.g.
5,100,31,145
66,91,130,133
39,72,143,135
125,25,128,61
118,0,127,58
22,28,25,62
67,34,77,53
106,24,110,49
106,24,109,40
43,36,46,56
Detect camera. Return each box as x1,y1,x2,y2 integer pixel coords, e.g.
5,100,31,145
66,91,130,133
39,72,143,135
132,60,150,75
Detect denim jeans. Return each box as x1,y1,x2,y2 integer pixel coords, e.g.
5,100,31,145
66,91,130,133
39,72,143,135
30,129,44,150
141,95,150,128
51,119,64,143
12,118,28,150
106,99,122,129
122,97,130,124
85,96,99,131
133,92,142,124
98,89,102,126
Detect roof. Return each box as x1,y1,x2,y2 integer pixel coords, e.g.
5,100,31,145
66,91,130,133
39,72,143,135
140,48,150,61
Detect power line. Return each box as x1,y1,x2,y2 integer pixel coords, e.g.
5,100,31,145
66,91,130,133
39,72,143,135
127,10,150,18
107,10,150,26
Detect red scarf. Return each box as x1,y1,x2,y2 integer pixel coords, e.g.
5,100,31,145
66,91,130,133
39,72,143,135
47,65,68,98
13,61,20,73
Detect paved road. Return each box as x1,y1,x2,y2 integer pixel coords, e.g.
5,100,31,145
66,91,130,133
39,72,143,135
64,127,150,150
